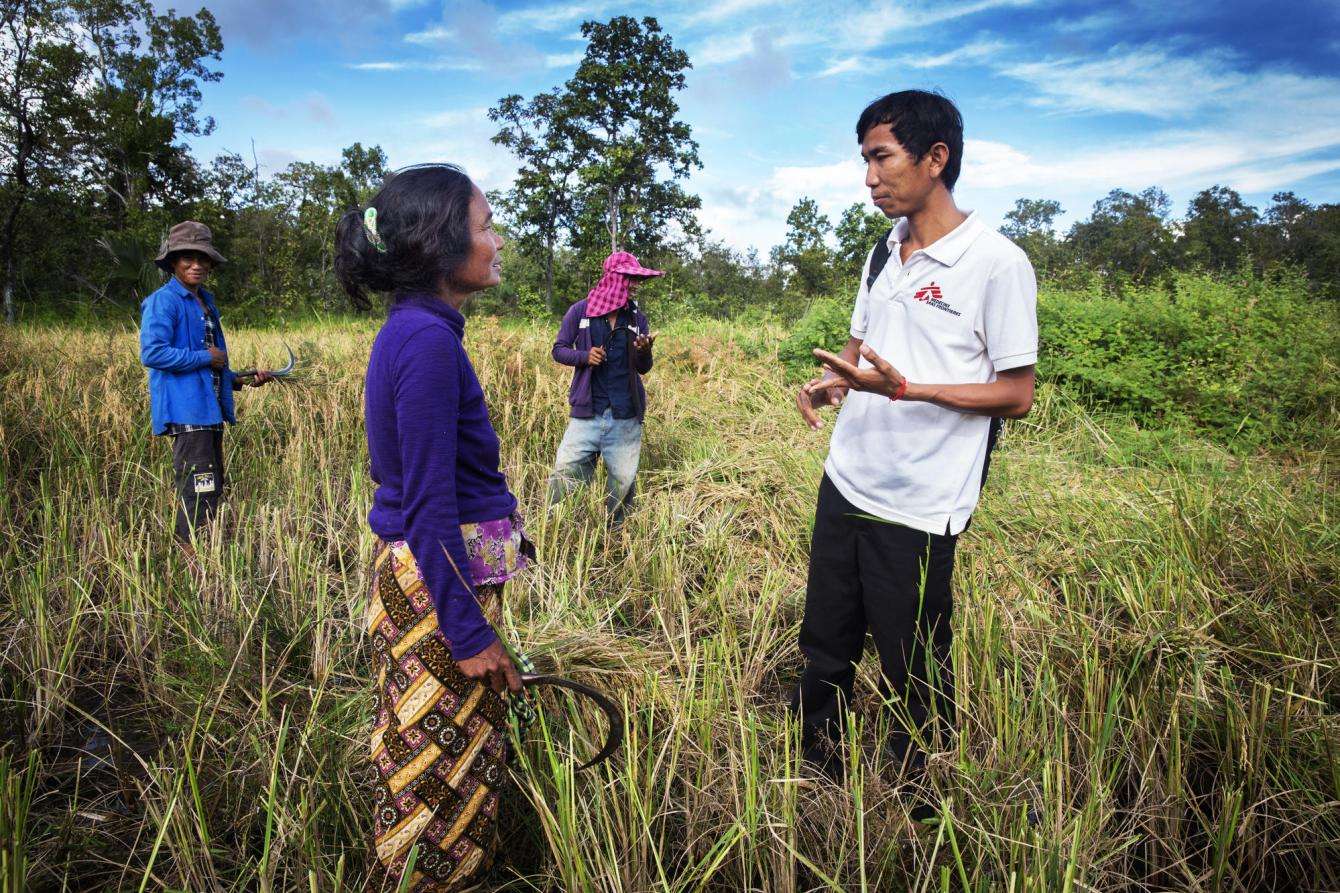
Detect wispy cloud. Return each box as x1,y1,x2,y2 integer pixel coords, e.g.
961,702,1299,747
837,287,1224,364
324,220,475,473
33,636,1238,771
899,39,1009,69
544,50,585,68
404,25,454,45
497,1,614,33
839,0,1037,51
346,58,483,72
682,0,786,25
1001,45,1248,117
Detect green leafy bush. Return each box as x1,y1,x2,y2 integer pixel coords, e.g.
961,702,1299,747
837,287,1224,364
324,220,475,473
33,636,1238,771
777,272,1338,450
778,296,853,380
1039,271,1338,448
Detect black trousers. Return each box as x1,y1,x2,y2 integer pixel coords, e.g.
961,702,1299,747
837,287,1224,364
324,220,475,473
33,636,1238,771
792,474,958,758
171,429,225,541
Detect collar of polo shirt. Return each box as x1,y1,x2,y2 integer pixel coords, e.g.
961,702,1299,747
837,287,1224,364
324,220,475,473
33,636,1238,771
887,210,985,268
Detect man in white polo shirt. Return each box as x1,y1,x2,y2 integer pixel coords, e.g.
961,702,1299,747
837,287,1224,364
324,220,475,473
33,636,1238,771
792,90,1038,781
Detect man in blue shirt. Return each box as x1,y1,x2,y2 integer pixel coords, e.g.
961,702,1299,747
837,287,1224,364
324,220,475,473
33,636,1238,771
139,221,273,559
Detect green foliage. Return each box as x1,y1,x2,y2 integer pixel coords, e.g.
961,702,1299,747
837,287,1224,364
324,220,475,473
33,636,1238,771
776,271,1339,452
1038,270,1338,448
777,295,852,379
834,202,889,280
1258,192,1340,299
1002,198,1070,279
1181,185,1259,273
1068,187,1178,284
771,197,836,298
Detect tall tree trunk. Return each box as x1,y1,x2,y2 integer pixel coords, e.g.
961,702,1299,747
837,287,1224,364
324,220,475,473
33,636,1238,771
0,172,23,325
545,235,555,315
1,2,36,324
607,185,618,252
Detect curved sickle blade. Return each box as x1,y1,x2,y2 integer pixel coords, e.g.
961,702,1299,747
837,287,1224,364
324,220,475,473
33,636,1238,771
236,342,297,380
520,673,623,772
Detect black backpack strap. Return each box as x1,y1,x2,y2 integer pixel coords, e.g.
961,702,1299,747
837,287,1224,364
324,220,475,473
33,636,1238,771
865,227,895,291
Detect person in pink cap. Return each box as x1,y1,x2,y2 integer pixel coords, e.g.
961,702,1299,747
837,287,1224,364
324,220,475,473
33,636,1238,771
548,250,661,522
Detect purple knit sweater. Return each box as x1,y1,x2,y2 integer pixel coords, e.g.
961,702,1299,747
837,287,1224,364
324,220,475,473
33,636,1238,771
365,294,516,659
551,298,653,421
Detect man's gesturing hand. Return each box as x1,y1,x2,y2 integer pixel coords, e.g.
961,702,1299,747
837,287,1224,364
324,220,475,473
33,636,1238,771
796,373,849,430
633,332,656,352
457,638,523,695
587,346,606,366
812,344,907,400
208,345,228,369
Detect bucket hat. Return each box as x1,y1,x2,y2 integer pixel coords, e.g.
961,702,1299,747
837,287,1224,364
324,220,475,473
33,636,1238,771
155,220,226,271
586,251,664,317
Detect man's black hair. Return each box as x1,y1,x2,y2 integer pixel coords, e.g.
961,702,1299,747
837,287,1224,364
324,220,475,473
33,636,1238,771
334,163,477,310
856,90,964,191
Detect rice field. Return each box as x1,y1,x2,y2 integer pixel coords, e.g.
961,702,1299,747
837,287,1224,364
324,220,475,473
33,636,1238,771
1,316,1337,891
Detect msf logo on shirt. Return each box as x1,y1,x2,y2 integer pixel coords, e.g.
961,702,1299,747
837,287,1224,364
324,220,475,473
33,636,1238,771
912,282,962,317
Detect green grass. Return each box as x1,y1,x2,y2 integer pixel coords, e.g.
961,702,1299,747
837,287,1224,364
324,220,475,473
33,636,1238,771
1,317,1336,891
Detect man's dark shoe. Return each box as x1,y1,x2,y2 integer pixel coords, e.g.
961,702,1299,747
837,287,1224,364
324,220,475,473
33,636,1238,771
801,739,847,784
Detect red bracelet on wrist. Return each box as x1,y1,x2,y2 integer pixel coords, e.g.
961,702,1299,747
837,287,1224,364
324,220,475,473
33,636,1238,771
889,379,908,401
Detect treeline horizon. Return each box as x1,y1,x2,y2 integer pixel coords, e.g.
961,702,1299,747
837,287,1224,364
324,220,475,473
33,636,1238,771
2,2,1338,325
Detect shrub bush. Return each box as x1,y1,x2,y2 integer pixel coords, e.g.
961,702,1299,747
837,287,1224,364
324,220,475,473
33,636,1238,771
778,296,853,381
1039,270,1338,448
778,272,1338,449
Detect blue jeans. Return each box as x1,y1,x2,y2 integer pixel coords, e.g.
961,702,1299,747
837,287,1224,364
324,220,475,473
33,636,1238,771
547,410,643,520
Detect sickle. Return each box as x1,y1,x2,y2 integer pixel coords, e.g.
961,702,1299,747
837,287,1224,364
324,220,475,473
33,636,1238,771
519,673,624,772
235,342,297,381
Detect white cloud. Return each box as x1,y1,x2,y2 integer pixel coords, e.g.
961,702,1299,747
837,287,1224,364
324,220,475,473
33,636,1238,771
544,50,585,68
404,25,454,45
683,0,786,25
1002,45,1248,117
817,56,870,78
839,0,1036,51
497,1,614,33
898,39,1009,69
347,57,483,72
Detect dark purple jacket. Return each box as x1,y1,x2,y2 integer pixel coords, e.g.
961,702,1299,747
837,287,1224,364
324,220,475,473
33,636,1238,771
552,298,653,422
365,294,516,660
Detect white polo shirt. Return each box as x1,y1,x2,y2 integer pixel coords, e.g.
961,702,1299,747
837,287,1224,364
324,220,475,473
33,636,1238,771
825,211,1038,536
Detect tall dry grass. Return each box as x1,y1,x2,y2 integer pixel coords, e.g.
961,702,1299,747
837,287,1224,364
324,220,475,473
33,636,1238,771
1,317,1336,891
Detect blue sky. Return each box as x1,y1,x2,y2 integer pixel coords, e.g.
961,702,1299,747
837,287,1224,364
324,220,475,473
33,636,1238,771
171,0,1340,253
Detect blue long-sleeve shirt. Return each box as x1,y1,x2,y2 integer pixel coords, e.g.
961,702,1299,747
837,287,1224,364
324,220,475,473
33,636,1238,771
139,277,237,433
364,294,517,659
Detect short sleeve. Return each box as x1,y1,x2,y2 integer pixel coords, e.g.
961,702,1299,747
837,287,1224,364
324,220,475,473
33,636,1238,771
849,247,876,339
981,252,1039,372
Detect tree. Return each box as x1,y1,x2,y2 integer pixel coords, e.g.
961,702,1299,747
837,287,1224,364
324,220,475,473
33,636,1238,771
0,0,89,322
771,197,834,301
834,202,890,281
1001,198,1067,276
1259,192,1340,299
562,16,701,257
489,90,581,312
1068,187,1176,285
1180,185,1258,273
77,0,222,221
0,0,222,321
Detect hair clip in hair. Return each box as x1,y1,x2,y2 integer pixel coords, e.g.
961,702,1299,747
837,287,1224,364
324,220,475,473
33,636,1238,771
364,207,388,253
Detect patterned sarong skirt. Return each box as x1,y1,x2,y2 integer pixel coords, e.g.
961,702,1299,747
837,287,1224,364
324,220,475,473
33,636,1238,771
366,539,511,892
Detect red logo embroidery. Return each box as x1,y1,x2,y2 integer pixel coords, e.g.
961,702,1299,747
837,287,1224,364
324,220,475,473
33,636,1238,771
913,282,944,302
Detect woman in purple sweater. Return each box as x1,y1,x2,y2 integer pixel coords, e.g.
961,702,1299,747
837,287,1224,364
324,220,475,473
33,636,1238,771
336,164,530,891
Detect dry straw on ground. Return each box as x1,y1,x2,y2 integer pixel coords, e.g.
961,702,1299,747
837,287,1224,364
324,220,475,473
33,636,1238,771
1,317,1336,891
